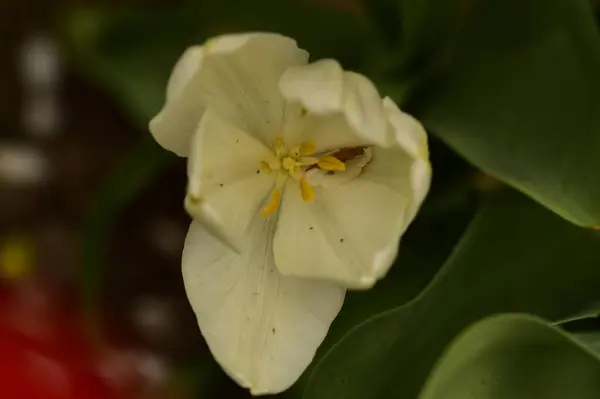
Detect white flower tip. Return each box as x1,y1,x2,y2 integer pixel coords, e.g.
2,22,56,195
357,275,377,289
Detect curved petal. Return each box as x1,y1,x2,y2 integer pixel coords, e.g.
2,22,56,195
273,135,431,289
185,108,273,251
279,59,389,151
182,219,345,395
166,45,204,105
383,97,431,226
150,33,309,156
383,97,429,161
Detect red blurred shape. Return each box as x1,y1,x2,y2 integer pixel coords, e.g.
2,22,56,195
0,279,114,399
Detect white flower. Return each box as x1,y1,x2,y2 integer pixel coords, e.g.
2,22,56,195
149,32,431,395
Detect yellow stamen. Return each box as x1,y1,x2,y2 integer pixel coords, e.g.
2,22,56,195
299,140,317,156
299,156,318,166
300,178,315,203
261,188,281,216
282,157,296,173
275,137,286,158
318,155,346,171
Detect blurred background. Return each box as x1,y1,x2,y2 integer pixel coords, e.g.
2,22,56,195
7,0,592,398
0,1,381,398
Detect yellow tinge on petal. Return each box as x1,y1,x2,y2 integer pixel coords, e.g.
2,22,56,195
317,155,346,171
260,160,272,172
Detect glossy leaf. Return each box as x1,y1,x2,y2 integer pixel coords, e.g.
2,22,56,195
413,0,600,226
303,189,600,399
420,314,600,399
575,332,600,356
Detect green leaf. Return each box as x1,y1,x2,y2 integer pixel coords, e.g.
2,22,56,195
397,0,467,69
163,361,224,399
575,331,600,356
302,189,600,399
82,135,175,319
419,314,600,399
63,0,375,127
412,0,600,227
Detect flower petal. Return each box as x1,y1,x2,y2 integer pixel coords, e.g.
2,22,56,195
279,59,389,151
185,108,274,251
166,45,204,106
150,33,309,156
182,219,345,395
383,98,431,226
273,145,431,289
383,97,429,161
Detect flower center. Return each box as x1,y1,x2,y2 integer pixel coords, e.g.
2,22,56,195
259,137,346,216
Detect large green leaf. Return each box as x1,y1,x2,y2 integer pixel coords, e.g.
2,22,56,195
63,0,375,127
412,0,600,227
302,189,600,399
397,0,467,69
419,314,600,399
575,331,600,356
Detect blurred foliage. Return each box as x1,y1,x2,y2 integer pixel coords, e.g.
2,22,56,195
82,136,174,327
62,0,600,397
412,0,600,227
575,331,600,356
63,0,377,127
419,314,600,399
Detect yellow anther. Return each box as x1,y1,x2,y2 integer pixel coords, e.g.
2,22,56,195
299,140,317,156
300,178,315,203
261,188,281,216
317,155,346,171
299,156,318,166
275,137,286,158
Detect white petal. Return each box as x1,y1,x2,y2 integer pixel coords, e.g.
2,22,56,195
166,46,204,105
383,97,431,226
182,219,345,395
185,108,274,251
383,97,429,160
150,33,309,157
273,146,431,289
279,59,389,151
